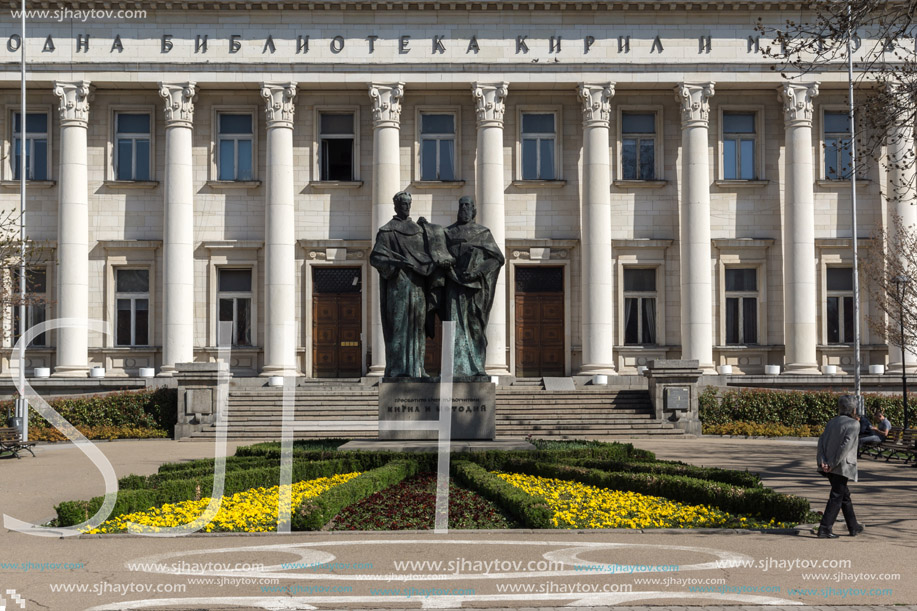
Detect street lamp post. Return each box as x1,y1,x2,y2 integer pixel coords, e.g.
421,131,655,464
893,275,911,430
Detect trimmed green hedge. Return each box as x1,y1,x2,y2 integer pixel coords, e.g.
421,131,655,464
292,460,419,530
498,459,809,523
2,388,177,435
118,456,285,490
56,458,358,527
699,386,906,429
452,460,554,529
562,458,762,488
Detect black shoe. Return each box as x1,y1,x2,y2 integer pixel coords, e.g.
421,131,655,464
817,528,839,539
849,524,865,536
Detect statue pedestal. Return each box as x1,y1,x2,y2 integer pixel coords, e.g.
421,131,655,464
378,380,496,440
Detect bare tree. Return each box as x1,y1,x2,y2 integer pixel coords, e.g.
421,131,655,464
757,1,917,185
0,209,47,342
860,214,917,349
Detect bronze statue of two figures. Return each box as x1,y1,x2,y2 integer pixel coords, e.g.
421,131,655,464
370,192,505,380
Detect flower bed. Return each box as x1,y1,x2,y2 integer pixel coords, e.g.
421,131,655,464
496,472,791,529
84,472,360,534
330,473,517,530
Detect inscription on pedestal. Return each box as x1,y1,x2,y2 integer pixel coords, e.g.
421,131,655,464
378,381,496,440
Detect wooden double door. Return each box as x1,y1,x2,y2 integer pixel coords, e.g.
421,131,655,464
514,266,565,377
312,267,362,378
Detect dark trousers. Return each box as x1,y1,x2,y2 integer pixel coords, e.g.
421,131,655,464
819,472,858,532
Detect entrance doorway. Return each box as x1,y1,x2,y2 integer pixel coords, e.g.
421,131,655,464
312,267,362,378
514,266,564,377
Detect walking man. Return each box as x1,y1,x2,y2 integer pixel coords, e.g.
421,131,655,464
815,394,866,538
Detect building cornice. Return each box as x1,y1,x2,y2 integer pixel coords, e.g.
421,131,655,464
2,1,814,12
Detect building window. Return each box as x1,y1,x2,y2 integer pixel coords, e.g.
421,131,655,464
12,112,49,181
217,113,253,181
521,113,556,180
217,268,252,347
12,268,47,347
723,112,756,180
623,268,657,345
725,268,758,344
419,113,456,181
319,113,355,181
621,112,656,181
115,113,151,181
826,267,854,344
824,111,852,180
115,269,149,346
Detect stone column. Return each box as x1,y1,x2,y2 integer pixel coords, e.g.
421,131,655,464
885,85,917,373
578,83,617,376
159,83,197,375
368,83,404,377
261,83,299,376
674,83,716,373
779,82,822,374
473,82,511,377
52,81,91,377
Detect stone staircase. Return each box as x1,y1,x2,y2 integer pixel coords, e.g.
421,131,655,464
186,383,685,441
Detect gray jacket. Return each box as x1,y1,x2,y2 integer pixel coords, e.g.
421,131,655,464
816,415,859,482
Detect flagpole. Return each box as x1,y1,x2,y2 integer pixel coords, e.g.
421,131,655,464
847,2,863,412
18,0,28,440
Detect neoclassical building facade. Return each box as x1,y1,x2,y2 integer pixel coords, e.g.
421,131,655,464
0,0,914,378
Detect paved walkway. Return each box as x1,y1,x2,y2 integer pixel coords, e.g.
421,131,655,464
0,437,914,610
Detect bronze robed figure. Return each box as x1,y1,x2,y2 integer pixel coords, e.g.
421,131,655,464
371,193,504,379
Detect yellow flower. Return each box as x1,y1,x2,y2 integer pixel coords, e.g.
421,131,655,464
83,472,360,534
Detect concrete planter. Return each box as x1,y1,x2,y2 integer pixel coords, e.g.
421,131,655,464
592,374,608,386
869,364,885,375
89,367,106,379
139,367,156,378
764,365,780,376
717,365,733,375
822,365,838,375
33,367,51,378
268,376,284,387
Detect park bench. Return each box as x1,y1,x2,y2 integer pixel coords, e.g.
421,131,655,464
860,426,896,459
900,429,917,463
863,427,917,463
0,426,35,459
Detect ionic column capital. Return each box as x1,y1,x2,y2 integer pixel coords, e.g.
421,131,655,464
369,82,404,128
675,82,715,127
159,82,197,128
472,81,509,128
578,82,615,127
779,82,819,127
53,81,92,128
261,82,297,129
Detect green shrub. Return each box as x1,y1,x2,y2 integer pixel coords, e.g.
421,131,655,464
29,425,168,441
452,460,554,529
699,386,906,431
564,458,762,488
702,421,823,437
5,388,177,436
500,459,809,523
292,460,419,531
57,458,359,526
